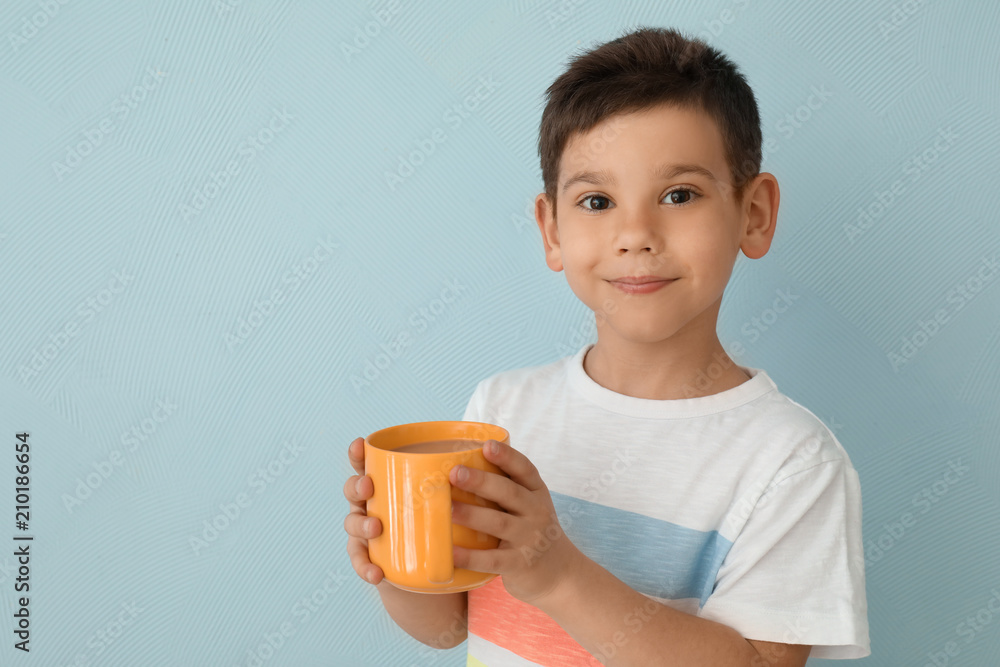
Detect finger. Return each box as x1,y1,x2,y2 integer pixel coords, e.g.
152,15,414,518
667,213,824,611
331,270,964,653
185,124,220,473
451,500,513,542
343,512,382,540
450,463,532,515
452,544,504,575
347,536,384,584
481,440,546,492
348,437,366,476
343,473,374,504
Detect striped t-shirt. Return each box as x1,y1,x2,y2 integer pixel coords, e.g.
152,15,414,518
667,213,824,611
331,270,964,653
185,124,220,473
461,343,869,665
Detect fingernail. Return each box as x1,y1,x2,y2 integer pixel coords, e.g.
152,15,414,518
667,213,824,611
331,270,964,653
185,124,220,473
364,518,374,534
487,440,498,455
366,570,376,584
456,466,469,483
355,478,362,494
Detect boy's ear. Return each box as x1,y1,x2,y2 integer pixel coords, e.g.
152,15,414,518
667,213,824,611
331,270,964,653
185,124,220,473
535,193,563,272
739,172,780,260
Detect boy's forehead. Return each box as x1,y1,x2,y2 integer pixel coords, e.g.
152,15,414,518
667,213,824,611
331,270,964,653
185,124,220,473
558,105,730,190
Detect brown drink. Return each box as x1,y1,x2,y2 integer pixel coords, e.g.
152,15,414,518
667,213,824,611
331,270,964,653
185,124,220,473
393,438,483,454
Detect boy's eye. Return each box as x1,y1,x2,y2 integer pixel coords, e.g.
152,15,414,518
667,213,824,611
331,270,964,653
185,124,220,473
581,195,612,211
666,189,694,205
576,188,699,213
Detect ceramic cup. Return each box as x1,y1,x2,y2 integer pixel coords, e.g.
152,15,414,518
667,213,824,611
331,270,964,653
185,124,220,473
364,420,509,593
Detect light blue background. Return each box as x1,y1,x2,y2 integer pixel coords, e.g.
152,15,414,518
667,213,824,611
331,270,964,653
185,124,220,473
1,1,998,665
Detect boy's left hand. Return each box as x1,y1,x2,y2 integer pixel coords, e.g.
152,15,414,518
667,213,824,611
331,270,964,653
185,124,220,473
449,439,583,607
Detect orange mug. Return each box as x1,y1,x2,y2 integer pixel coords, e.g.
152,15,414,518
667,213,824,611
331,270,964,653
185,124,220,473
365,420,509,593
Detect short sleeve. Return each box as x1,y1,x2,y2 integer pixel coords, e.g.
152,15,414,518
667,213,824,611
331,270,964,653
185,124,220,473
699,458,870,659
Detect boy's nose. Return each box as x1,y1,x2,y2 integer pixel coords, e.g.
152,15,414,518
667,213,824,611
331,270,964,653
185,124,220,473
614,223,660,254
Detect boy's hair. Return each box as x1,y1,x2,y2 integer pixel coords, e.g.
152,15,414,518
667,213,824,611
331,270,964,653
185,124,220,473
538,26,762,218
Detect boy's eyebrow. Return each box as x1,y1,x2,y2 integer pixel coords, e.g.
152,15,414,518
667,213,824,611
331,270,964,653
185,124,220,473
561,162,719,194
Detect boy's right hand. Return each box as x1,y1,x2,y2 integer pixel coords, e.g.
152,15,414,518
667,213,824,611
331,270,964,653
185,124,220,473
344,437,385,586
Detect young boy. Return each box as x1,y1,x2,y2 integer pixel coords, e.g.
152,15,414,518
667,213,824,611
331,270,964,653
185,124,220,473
344,26,869,666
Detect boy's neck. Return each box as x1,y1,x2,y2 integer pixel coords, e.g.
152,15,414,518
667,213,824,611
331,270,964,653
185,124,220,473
583,338,750,401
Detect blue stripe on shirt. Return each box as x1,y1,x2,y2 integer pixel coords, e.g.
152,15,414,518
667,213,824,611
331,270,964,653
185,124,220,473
550,491,732,607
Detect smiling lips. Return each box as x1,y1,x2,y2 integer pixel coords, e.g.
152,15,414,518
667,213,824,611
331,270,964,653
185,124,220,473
607,276,676,294
610,276,672,284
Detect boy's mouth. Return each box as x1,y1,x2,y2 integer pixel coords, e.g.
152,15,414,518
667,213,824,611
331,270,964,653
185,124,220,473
607,276,675,284
606,278,676,294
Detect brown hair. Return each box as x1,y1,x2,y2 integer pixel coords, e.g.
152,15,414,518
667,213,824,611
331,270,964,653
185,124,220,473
538,26,762,218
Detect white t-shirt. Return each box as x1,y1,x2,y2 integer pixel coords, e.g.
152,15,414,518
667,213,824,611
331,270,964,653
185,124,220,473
462,343,870,666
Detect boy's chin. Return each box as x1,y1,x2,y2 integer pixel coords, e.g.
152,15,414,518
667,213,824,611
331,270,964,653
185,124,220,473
594,319,690,345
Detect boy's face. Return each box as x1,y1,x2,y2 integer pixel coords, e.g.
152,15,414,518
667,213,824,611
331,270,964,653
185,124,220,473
535,102,778,348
